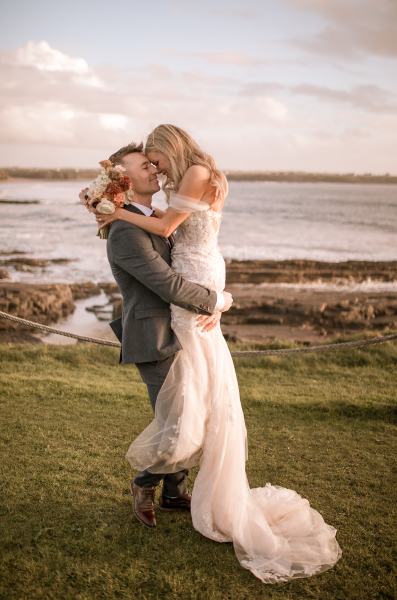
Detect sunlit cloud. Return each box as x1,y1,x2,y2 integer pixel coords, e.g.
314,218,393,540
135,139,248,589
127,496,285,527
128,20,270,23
0,41,288,149
1,40,104,87
99,113,129,131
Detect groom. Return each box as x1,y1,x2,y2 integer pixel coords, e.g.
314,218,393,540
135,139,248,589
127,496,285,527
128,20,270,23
81,142,232,528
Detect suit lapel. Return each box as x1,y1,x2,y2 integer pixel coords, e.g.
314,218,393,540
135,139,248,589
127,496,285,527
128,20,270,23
124,203,171,253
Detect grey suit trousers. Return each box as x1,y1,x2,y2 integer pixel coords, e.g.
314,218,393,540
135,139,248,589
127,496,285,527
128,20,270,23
132,351,189,497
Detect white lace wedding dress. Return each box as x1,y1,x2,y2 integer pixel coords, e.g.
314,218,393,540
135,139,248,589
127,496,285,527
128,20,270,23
125,191,342,584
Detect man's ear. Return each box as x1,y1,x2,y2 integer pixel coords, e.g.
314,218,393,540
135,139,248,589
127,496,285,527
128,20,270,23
126,188,135,201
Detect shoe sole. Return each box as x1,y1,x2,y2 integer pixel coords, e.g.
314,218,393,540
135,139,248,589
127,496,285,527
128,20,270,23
157,501,191,512
130,482,157,528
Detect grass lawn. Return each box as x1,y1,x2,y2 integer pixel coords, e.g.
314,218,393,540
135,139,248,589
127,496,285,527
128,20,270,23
0,340,396,600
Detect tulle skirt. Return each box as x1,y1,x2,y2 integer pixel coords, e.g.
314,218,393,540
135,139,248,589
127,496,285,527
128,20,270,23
125,305,342,583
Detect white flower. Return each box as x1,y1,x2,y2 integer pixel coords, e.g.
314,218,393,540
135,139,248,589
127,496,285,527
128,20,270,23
96,199,115,214
87,170,110,200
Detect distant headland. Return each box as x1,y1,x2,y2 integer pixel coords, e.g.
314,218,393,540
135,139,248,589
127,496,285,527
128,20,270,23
0,167,396,184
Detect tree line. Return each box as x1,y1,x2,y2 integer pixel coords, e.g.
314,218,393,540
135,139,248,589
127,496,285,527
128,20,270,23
1,167,396,184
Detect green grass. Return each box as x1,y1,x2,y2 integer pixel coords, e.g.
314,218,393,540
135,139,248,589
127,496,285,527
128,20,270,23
0,340,396,600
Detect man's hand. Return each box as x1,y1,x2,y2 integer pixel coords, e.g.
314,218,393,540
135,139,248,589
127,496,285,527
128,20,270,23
196,311,222,332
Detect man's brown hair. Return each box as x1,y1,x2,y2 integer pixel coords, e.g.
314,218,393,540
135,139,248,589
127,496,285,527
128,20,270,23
108,141,144,165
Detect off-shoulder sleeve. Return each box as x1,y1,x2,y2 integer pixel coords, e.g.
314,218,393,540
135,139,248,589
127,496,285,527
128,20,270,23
168,191,210,213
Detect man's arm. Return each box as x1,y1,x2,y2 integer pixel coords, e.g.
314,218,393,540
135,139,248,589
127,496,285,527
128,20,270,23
111,223,232,315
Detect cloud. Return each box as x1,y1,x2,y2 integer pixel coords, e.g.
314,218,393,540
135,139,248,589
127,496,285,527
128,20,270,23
184,51,306,68
99,113,129,131
292,83,397,114
241,81,397,114
286,0,397,59
14,40,89,73
0,39,395,172
215,96,288,123
0,41,288,151
1,40,104,87
0,103,76,144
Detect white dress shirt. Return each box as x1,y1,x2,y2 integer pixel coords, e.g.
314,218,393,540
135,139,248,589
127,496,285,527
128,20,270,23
130,201,154,216
130,202,225,311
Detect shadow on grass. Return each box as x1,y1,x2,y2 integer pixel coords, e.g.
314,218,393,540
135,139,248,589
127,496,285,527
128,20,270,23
251,400,397,423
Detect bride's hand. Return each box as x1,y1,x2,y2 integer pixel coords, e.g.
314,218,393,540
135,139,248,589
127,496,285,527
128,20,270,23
196,311,222,332
221,291,233,312
95,207,123,227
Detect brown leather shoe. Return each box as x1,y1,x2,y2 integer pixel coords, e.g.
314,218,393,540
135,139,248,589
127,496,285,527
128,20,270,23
158,491,191,511
130,482,157,528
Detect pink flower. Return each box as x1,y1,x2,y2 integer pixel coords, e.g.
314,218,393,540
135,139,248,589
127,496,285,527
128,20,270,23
114,192,125,207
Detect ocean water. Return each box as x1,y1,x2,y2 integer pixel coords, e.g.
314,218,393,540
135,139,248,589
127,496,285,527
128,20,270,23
0,179,396,285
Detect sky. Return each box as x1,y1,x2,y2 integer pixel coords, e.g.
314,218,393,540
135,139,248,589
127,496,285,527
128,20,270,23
0,0,396,173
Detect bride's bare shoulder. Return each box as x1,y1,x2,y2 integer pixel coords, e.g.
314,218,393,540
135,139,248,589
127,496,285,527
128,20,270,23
178,165,211,198
182,165,211,183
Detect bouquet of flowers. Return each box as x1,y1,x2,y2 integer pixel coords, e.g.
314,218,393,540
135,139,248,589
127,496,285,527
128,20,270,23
80,159,131,239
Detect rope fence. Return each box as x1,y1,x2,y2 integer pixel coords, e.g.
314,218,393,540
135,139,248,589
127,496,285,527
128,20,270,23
1,310,396,357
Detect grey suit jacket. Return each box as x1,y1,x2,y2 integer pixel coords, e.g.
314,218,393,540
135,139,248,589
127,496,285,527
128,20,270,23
106,204,218,364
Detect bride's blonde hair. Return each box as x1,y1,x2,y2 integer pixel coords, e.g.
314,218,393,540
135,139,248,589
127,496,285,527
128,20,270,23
144,124,228,204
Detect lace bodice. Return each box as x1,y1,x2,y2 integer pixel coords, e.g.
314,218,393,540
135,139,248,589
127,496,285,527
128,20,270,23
169,192,225,292
170,192,222,247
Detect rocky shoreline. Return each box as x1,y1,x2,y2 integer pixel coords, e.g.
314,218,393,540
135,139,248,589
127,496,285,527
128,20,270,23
221,283,397,343
0,280,119,343
0,282,75,343
0,256,396,345
225,259,397,284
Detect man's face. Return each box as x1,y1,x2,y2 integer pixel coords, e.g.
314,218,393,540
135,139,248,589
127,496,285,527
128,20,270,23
146,150,171,177
121,152,160,194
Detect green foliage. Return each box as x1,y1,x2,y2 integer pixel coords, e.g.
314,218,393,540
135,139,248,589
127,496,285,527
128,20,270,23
0,342,396,599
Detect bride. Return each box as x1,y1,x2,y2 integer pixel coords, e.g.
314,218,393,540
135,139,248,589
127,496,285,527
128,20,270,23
96,124,342,584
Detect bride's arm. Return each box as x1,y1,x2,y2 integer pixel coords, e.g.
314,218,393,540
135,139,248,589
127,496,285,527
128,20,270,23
96,165,212,237
97,205,184,237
